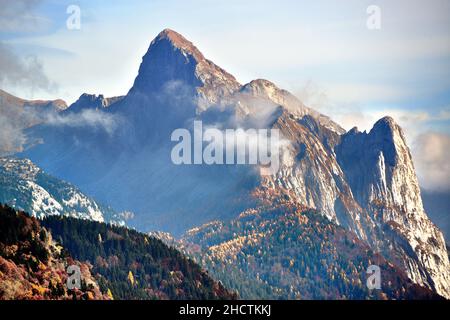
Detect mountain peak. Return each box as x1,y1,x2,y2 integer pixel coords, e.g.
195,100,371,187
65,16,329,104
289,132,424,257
370,116,405,142
157,28,190,44
241,79,278,93
373,116,397,129
129,29,240,101
151,28,205,62
158,28,179,38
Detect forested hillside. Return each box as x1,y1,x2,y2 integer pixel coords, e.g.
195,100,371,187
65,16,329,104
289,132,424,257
180,204,443,300
0,204,235,300
0,204,107,299
41,215,236,300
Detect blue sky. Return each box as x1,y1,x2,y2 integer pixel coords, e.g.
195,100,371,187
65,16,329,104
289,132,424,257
0,0,449,191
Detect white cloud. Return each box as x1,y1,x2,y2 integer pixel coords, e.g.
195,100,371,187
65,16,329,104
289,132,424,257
413,132,450,192
0,42,56,94
0,114,27,155
46,109,122,136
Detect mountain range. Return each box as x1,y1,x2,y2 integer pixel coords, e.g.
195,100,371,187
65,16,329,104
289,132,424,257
0,29,449,299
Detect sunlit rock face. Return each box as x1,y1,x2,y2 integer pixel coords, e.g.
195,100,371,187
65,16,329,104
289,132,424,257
336,117,450,298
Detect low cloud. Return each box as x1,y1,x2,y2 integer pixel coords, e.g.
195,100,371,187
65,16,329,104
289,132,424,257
0,106,123,155
46,109,123,136
0,115,27,154
0,98,45,155
413,132,450,192
0,0,55,96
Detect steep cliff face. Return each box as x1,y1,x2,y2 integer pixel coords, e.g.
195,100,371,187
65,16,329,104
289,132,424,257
336,117,450,298
257,112,371,241
260,111,450,298
337,117,423,214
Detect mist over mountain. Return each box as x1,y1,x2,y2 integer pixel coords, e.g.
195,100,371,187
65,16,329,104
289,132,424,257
2,29,448,299
0,89,66,155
